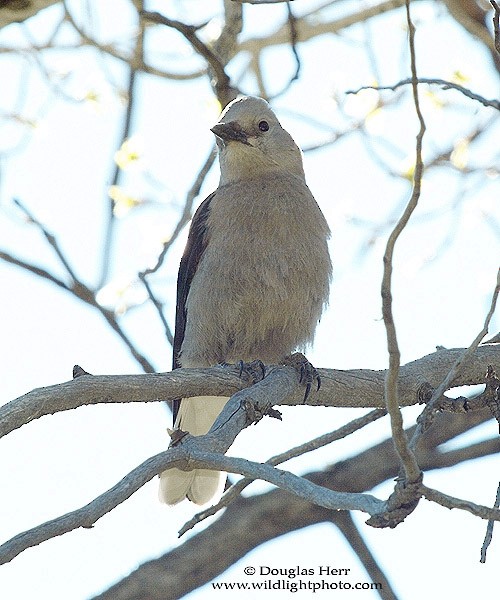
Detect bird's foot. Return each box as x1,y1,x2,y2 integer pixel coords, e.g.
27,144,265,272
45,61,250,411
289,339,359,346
167,427,189,447
237,359,266,384
281,352,320,403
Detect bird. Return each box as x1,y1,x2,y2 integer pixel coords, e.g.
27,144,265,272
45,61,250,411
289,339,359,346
159,96,332,505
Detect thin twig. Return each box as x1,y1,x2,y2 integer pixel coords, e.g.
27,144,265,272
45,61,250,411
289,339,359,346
138,273,174,345
137,148,217,346
140,10,235,105
98,5,144,288
13,198,80,281
422,484,500,521
380,0,425,484
141,147,217,276
239,0,407,55
481,481,500,562
269,2,301,99
18,23,82,104
0,251,71,292
286,3,300,80
346,78,500,111
62,0,202,81
3,201,156,373
410,267,500,449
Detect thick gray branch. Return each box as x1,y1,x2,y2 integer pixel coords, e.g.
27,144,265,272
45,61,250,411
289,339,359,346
1,345,499,438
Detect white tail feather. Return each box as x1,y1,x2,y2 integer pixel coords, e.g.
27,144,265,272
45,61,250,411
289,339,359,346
159,396,228,505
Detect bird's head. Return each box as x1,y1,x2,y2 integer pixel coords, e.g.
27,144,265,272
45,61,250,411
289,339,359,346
211,96,305,184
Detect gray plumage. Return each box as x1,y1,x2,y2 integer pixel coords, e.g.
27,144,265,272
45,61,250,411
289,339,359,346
159,96,332,505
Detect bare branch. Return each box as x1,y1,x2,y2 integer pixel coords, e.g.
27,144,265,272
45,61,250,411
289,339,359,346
61,1,203,81
1,201,156,373
2,345,499,439
346,78,500,111
98,7,144,288
269,2,301,99
410,267,500,448
0,250,71,292
1,348,499,559
422,484,500,521
436,374,500,416
5,401,500,566
213,1,243,64
422,438,500,470
137,273,174,345
140,10,237,105
0,446,385,565
93,409,499,600
13,198,81,281
140,147,217,277
239,0,407,55
380,0,425,485
179,408,387,536
138,147,218,345
481,481,500,562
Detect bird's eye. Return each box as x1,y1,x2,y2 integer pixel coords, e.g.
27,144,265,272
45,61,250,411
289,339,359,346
258,120,269,132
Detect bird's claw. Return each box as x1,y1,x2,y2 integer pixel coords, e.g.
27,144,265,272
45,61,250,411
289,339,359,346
237,359,266,384
282,352,320,403
167,428,189,447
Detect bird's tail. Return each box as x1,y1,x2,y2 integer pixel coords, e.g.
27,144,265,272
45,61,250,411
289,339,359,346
159,396,229,505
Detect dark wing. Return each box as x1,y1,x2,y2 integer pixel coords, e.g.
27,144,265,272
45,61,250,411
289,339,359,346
172,191,215,423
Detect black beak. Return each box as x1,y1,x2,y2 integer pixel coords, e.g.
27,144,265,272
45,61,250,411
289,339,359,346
211,122,249,145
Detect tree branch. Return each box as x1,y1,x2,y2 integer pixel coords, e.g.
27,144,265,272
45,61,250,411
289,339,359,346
481,480,500,562
0,250,72,292
2,346,499,563
91,409,499,600
4,403,500,568
140,147,217,278
140,10,237,106
179,408,387,536
239,0,407,55
379,0,425,486
422,484,500,521
98,4,144,288
0,444,386,565
410,267,500,448
346,78,500,111
61,1,203,81
2,345,499,439
0,201,155,373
